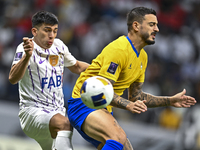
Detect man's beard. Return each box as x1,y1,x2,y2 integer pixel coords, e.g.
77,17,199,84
142,32,155,45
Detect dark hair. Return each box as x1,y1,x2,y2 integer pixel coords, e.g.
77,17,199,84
127,7,156,32
32,11,58,28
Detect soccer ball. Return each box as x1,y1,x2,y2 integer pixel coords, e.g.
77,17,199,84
80,76,114,109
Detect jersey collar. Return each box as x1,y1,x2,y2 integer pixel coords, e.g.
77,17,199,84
126,36,139,57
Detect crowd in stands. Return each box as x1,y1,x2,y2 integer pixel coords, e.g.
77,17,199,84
1,0,200,148
0,1,200,148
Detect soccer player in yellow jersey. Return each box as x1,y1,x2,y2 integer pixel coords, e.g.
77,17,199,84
67,7,196,150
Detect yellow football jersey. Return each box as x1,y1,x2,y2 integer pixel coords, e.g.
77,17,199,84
72,36,148,112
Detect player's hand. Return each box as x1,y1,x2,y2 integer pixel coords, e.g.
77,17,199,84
170,89,196,108
23,37,34,57
127,100,147,114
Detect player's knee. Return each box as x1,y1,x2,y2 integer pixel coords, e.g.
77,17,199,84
50,114,72,131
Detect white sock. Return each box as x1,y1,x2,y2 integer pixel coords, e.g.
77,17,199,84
54,131,73,150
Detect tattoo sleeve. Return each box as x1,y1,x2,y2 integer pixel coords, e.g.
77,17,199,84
107,78,131,110
128,82,171,108
110,93,132,109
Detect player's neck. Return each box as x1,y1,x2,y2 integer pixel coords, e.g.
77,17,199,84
127,33,146,53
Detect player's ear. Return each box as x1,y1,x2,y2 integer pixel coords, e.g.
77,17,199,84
32,27,37,36
132,21,139,31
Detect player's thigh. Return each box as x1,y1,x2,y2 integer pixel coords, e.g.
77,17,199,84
19,107,69,139
82,109,127,145
49,113,72,138
19,107,55,139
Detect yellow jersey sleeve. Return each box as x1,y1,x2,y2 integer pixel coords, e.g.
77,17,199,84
96,45,127,82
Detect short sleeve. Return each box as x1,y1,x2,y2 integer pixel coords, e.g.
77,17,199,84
62,42,77,67
98,48,126,82
135,72,145,83
12,43,25,66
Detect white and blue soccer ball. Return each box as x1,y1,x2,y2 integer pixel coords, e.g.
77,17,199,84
80,76,114,109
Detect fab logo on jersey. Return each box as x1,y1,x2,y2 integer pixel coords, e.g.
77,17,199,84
49,55,59,66
41,75,62,89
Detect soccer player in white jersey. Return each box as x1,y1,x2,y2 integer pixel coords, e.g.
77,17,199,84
8,11,89,150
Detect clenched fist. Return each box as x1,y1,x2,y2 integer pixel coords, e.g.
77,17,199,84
23,37,34,57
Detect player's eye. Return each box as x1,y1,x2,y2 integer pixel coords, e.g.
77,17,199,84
149,23,154,27
149,22,157,27
53,30,58,34
44,29,50,32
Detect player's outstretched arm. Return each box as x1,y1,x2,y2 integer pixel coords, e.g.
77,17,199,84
67,60,89,74
9,37,33,84
128,82,196,108
170,89,196,108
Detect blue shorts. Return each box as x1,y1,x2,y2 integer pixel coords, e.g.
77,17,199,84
67,97,101,148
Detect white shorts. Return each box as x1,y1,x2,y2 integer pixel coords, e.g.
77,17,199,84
18,107,65,150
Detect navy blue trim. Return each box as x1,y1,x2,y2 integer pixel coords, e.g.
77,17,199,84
126,36,139,57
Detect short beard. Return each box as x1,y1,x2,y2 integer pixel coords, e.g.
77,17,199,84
145,39,155,45
142,33,155,45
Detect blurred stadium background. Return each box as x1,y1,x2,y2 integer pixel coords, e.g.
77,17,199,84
0,0,200,149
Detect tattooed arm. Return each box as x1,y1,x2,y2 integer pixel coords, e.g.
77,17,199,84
129,82,196,108
107,79,147,114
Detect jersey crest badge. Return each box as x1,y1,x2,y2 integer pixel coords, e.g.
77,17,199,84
49,55,59,66
107,62,118,75
141,62,143,70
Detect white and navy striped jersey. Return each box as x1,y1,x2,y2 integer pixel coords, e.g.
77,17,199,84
12,38,77,113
